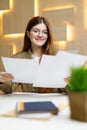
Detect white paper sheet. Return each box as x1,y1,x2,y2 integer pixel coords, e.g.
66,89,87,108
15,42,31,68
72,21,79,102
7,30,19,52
33,51,87,88
1,51,87,88
17,112,52,120
1,57,39,83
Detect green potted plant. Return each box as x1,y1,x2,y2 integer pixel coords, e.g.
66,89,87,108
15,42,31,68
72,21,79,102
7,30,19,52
68,65,87,122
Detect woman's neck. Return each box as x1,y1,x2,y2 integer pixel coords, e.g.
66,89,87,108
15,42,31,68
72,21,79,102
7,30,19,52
31,46,43,57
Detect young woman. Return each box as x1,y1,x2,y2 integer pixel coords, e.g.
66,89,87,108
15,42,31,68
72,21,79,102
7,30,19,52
0,16,68,94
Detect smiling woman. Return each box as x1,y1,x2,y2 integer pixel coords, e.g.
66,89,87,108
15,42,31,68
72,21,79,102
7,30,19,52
26,23,48,50
0,16,68,94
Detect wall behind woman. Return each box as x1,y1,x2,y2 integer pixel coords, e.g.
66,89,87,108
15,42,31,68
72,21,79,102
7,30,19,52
0,0,34,71
38,0,87,55
0,0,87,71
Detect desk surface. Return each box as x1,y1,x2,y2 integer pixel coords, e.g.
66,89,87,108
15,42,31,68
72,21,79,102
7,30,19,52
0,92,87,130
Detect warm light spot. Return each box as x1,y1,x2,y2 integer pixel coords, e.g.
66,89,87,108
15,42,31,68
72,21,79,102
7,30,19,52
54,41,67,51
0,11,3,19
67,24,74,41
84,0,87,29
4,33,24,38
9,0,13,10
0,11,3,15
34,0,39,16
0,12,3,35
0,9,9,13
13,44,17,54
44,6,74,11
58,41,67,50
1,10,9,13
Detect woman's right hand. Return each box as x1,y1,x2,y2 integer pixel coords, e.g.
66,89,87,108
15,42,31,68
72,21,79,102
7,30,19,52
0,72,14,83
64,76,70,84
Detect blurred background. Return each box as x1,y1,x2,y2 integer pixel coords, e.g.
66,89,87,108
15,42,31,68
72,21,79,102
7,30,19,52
0,0,87,71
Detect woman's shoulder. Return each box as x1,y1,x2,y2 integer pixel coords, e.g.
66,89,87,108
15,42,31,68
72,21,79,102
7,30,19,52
12,51,27,58
12,50,32,59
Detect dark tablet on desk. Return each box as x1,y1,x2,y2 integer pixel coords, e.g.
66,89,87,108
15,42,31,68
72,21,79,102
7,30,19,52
16,101,58,115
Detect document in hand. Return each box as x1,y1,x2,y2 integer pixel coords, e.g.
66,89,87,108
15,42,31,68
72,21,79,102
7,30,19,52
1,51,87,88
33,51,87,88
1,57,39,83
16,101,58,119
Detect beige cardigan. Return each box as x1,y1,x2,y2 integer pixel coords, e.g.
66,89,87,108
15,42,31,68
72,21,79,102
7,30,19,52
0,50,69,94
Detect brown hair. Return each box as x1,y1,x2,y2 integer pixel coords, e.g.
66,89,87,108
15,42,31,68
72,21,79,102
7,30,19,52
22,16,53,54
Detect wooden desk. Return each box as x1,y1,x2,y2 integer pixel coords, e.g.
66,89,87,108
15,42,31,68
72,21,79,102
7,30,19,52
0,93,87,130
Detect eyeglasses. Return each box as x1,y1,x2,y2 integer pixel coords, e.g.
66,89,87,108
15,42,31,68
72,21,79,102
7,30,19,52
30,28,48,36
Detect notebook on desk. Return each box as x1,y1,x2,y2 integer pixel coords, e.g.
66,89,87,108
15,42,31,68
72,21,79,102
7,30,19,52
16,101,58,119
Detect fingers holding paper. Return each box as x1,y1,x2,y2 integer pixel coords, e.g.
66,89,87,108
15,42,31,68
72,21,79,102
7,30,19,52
64,60,87,84
64,77,70,84
0,72,14,83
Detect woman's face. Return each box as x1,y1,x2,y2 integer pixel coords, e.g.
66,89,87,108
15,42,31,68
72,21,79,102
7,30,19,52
27,23,48,47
